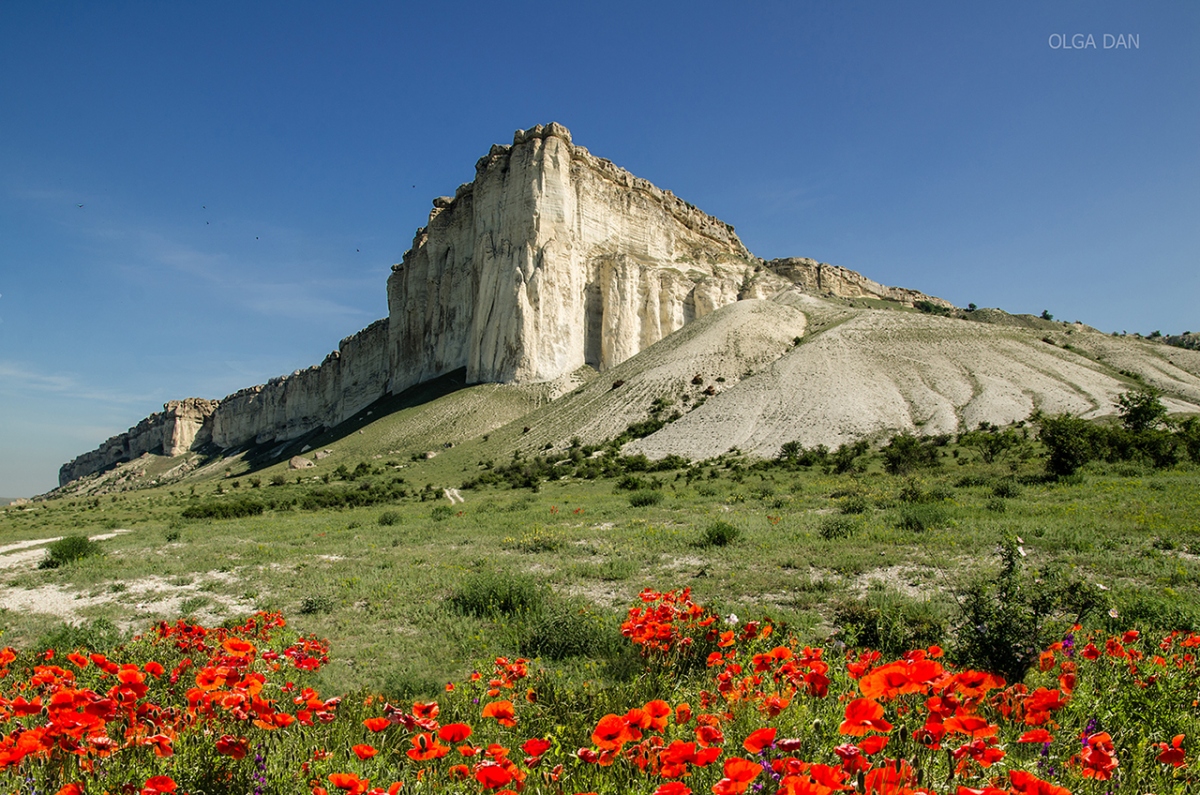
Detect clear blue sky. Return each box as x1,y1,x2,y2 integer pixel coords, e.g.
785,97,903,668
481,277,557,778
2,1,1197,496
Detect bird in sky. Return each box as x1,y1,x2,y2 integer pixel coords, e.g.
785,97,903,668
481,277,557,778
76,203,84,208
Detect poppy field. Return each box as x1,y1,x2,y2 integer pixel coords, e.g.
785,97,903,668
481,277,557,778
3,585,1200,794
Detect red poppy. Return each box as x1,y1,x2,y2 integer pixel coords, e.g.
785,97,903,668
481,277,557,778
353,744,377,760
653,783,692,795
712,757,761,795
329,773,370,795
66,653,89,669
364,717,390,732
644,699,672,731
54,785,85,795
944,714,998,739
474,762,513,789
1075,732,1119,781
482,700,517,727
223,637,256,657
838,698,893,736
675,703,692,725
743,727,777,754
406,732,450,762
215,734,250,759
413,701,439,720
521,737,552,757
140,776,177,794
592,713,635,751
1018,729,1054,744
144,660,165,678
1156,734,1187,767
439,722,473,742
1009,769,1071,795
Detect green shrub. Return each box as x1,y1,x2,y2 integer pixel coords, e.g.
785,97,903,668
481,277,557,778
991,479,1020,499
953,537,1104,682
520,602,620,660
700,521,740,547
833,594,946,656
181,498,266,520
36,618,123,653
882,434,942,475
378,510,401,526
894,504,948,532
819,516,858,541
270,473,287,486
628,490,663,507
985,497,1008,513
448,572,546,618
39,535,103,569
299,595,335,615
1038,413,1101,477
838,495,870,515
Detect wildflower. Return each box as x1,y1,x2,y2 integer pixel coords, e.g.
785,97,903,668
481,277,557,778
838,698,893,736
473,762,513,789
592,714,636,750
329,772,370,795
1017,729,1054,744
406,733,449,761
216,735,250,759
439,723,473,742
743,727,777,754
1008,769,1070,795
1156,734,1186,767
1074,731,1118,781
712,756,760,795
482,700,517,727
353,744,378,760
363,717,391,732
140,776,178,795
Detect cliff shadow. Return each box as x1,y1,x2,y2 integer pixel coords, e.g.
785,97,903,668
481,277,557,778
236,368,472,473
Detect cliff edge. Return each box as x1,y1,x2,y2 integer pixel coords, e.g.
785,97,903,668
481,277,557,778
59,122,949,486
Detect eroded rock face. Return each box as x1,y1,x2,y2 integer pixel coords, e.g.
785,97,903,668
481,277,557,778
210,318,389,448
60,122,952,485
386,122,760,394
58,398,218,486
763,258,952,308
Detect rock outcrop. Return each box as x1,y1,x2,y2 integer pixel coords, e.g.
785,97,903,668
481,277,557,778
210,319,389,448
60,122,951,486
58,398,218,486
763,258,952,308
385,122,765,394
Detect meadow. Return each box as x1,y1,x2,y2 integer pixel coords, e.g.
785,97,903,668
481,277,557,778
2,420,1199,793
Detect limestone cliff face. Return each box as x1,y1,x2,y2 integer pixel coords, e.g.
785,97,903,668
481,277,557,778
60,122,953,486
763,258,953,308
386,122,759,394
210,319,389,448
58,398,218,486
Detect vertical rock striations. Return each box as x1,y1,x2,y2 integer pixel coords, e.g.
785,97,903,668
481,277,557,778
59,122,951,486
58,398,218,486
385,122,762,394
209,318,390,448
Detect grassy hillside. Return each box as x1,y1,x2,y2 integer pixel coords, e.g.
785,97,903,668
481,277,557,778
6,431,1200,697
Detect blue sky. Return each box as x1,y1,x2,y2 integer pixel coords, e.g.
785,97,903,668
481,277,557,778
2,1,1197,496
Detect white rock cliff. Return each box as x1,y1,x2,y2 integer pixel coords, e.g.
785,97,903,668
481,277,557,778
59,123,947,486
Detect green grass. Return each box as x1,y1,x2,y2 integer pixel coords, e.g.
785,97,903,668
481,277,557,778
3,438,1199,697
